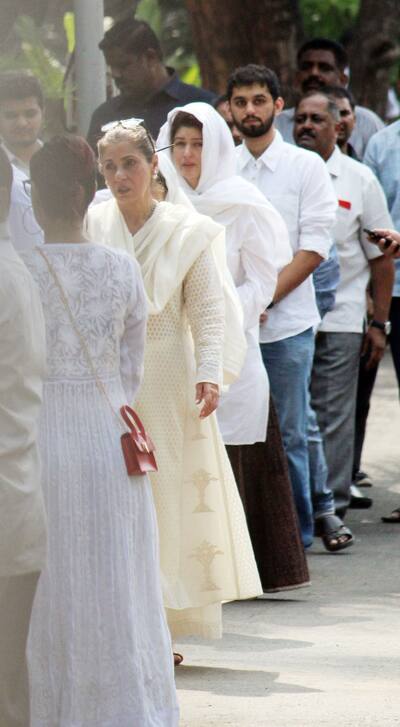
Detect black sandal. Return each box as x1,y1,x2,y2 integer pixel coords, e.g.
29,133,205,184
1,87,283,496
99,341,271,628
381,507,400,523
314,514,354,552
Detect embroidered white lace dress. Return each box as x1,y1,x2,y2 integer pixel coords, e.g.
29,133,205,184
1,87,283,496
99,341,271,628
22,243,179,727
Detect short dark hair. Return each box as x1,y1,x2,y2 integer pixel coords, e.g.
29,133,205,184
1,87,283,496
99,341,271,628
99,17,163,60
0,70,44,109
170,111,203,143
226,64,281,101
213,93,228,109
297,38,348,72
295,90,341,122
323,85,355,110
0,146,13,194
30,135,96,221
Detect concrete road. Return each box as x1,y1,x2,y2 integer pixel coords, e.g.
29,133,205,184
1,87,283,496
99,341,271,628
176,354,400,726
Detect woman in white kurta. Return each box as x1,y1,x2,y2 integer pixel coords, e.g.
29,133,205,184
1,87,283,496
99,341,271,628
87,123,262,641
22,135,178,727
158,103,310,592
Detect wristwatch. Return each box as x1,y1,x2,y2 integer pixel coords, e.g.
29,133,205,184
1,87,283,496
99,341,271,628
370,319,391,335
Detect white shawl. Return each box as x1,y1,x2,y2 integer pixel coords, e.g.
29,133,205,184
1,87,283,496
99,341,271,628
157,102,292,271
87,199,246,383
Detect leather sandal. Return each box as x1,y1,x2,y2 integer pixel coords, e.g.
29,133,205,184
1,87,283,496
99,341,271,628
381,507,400,523
315,514,354,552
173,652,184,666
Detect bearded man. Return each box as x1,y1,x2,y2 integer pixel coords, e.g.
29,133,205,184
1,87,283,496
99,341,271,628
227,64,337,548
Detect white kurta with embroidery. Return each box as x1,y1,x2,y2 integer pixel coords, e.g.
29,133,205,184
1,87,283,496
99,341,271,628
88,200,262,639
22,242,179,727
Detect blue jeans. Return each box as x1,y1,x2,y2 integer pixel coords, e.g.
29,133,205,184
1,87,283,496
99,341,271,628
307,397,335,518
261,328,315,547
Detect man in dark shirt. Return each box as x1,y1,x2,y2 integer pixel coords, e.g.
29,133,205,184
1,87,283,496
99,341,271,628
87,17,215,149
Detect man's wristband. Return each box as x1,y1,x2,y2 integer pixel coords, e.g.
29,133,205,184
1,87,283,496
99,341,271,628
370,319,391,335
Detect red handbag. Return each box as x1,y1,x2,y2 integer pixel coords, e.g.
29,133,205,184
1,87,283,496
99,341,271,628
120,405,158,476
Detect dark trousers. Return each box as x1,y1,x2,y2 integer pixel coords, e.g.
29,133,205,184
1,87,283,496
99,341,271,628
353,354,379,478
389,297,400,389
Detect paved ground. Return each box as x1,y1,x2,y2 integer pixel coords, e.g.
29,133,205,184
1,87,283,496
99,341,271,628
176,354,400,727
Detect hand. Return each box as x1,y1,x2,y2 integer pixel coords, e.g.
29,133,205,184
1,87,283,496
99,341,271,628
369,228,400,258
260,311,269,324
361,326,387,370
195,382,219,419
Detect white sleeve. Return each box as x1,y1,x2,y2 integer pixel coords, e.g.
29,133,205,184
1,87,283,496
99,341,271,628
360,172,394,261
184,247,225,385
120,257,148,403
298,154,337,260
234,211,278,329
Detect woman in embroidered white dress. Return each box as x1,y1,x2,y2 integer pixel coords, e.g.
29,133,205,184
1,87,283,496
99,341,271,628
158,103,310,592
87,123,262,643
21,135,179,727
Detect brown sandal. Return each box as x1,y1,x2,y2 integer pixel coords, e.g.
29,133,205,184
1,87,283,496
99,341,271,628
315,514,354,552
381,507,400,523
173,652,184,666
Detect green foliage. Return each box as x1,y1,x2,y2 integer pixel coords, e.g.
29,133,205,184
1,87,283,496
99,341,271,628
300,0,360,40
63,12,75,55
0,15,65,99
135,0,201,84
136,0,162,35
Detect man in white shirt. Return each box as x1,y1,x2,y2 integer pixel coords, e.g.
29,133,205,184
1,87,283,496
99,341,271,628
0,71,44,177
227,64,337,548
0,71,44,251
276,38,383,159
294,91,394,515
0,148,47,726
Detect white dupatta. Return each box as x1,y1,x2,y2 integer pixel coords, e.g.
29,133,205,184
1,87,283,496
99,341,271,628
157,102,293,272
87,199,246,383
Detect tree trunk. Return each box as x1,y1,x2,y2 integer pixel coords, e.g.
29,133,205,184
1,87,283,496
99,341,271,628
184,0,303,102
349,0,400,118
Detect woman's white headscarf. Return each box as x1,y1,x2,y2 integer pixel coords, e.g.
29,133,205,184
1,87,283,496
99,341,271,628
157,102,292,271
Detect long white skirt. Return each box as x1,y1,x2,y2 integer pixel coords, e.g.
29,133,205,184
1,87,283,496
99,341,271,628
28,379,179,727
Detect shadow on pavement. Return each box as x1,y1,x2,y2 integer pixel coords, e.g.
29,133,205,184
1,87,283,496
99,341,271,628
211,632,313,653
176,665,322,697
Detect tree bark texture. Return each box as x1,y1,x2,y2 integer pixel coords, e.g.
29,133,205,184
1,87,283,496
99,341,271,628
347,0,400,117
184,0,303,101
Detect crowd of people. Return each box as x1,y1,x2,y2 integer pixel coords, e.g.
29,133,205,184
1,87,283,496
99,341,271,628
1,14,400,727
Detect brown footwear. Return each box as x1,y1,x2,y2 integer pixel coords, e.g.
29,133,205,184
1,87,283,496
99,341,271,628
381,507,400,523
173,652,184,666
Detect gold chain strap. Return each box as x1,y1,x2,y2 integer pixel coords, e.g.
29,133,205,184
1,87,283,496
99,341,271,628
37,247,125,432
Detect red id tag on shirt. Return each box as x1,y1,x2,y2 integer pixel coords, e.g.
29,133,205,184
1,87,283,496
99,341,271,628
338,199,351,210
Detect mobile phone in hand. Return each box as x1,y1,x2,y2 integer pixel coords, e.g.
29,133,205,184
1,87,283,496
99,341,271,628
363,228,398,250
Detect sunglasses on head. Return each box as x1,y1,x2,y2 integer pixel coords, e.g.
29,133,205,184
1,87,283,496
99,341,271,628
100,118,173,153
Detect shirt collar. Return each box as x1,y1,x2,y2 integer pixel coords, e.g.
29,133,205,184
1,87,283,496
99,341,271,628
237,129,285,172
326,145,342,178
1,141,42,177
